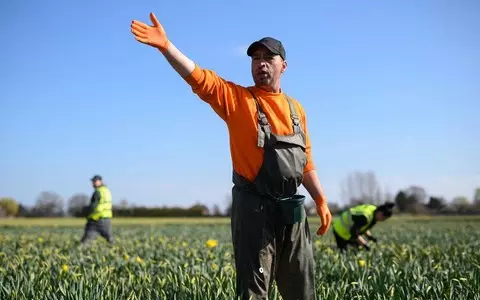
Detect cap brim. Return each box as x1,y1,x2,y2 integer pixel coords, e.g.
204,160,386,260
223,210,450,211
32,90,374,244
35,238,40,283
246,41,280,57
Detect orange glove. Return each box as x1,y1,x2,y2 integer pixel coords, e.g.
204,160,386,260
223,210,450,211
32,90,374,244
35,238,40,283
315,203,331,236
131,12,170,52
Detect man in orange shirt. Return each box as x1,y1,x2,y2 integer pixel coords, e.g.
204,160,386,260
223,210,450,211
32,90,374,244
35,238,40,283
131,12,332,300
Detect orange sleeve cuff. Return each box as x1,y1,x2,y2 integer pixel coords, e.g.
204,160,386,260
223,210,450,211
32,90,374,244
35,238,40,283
183,64,204,87
303,160,315,174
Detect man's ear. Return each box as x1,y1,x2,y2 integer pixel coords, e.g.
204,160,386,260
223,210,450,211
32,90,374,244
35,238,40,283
281,60,288,73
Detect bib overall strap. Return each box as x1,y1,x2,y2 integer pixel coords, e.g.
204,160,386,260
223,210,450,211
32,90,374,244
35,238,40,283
284,95,303,134
248,89,271,148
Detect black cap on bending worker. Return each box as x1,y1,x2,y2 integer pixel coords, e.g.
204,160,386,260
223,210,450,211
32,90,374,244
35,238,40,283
375,201,395,221
246,37,287,60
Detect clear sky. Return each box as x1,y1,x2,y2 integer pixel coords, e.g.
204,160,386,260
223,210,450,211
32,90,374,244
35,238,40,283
1,0,479,210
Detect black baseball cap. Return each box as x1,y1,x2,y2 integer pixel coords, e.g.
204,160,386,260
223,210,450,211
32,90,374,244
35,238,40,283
377,201,395,217
90,175,102,181
247,37,286,60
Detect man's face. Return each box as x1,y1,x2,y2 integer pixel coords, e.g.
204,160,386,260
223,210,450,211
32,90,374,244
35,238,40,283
250,46,287,89
375,211,388,221
92,180,101,188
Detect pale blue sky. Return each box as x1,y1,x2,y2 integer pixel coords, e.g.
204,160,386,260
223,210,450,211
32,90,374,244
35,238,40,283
1,0,479,210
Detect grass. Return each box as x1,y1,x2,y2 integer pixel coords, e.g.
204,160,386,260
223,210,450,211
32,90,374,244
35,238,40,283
0,215,479,299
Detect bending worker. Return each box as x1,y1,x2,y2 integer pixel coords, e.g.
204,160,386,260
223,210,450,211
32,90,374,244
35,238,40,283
80,175,114,245
332,202,395,251
131,12,332,300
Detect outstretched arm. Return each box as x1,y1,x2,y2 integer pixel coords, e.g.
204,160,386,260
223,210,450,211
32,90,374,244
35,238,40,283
130,13,239,121
131,13,194,77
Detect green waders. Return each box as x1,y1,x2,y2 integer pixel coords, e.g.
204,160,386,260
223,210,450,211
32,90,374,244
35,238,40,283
230,90,316,300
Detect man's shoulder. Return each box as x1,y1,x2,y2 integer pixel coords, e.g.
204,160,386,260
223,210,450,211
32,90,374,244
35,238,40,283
198,67,244,87
285,94,303,105
238,85,255,93
98,186,112,194
284,93,307,116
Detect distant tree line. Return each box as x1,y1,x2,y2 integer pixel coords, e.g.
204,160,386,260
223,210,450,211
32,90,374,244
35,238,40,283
1,171,479,218
306,171,480,217
0,191,216,218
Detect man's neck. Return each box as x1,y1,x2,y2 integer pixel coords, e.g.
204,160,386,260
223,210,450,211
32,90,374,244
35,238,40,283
257,84,282,94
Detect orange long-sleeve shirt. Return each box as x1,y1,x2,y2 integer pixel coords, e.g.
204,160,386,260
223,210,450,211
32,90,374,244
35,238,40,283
183,64,316,182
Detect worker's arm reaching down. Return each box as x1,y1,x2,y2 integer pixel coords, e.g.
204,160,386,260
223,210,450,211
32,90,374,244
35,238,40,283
349,215,376,250
364,230,378,243
356,235,370,251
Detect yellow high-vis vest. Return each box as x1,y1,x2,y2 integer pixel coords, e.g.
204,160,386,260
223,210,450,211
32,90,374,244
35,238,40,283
332,204,377,240
88,186,113,220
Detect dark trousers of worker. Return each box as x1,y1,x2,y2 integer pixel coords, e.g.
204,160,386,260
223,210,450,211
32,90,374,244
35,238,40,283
231,185,316,300
333,229,359,252
81,218,113,244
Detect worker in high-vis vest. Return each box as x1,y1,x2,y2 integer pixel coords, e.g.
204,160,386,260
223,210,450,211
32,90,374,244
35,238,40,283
80,175,114,245
332,202,395,251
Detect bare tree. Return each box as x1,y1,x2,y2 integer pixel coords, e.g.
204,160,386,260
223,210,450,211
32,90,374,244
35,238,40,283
346,172,358,203
452,196,470,212
384,185,393,203
474,188,480,207
212,204,222,216
32,191,64,217
67,193,89,217
404,186,427,204
364,171,377,203
341,171,381,205
373,185,383,205
339,177,349,206
224,193,233,216
119,198,129,209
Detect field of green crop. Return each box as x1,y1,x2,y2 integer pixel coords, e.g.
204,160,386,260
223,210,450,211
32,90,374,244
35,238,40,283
1,216,479,299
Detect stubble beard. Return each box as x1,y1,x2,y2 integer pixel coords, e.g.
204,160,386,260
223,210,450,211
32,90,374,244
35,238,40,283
254,75,272,88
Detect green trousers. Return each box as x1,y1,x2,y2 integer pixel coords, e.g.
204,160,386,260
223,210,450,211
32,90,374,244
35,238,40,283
230,185,317,300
